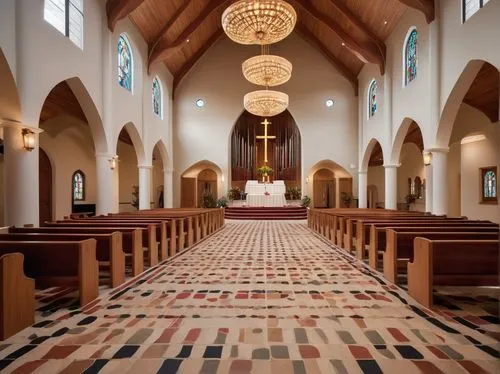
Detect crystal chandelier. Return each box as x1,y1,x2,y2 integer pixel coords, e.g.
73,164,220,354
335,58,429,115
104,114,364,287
244,89,289,117
222,0,297,45
242,54,292,86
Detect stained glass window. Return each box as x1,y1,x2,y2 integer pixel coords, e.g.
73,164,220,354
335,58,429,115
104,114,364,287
72,170,85,201
152,77,162,118
404,28,418,86
44,0,84,49
118,34,133,92
481,167,497,202
368,80,377,118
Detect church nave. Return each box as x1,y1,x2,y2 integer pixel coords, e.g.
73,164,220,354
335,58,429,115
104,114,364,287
0,220,497,374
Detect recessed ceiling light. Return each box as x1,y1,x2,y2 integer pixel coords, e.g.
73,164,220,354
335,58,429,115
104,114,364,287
341,42,345,47
195,98,205,108
384,20,388,25
325,99,334,108
186,39,190,43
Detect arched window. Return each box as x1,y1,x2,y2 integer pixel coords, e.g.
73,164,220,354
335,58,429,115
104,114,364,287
118,34,133,92
44,0,84,49
368,80,377,118
404,28,418,86
72,170,85,201
481,167,497,202
152,76,163,118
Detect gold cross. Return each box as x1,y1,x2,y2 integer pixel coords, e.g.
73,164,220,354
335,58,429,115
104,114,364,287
256,118,276,163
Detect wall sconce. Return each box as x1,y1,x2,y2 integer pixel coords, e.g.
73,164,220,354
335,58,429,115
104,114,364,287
221,174,225,183
306,177,310,184
109,156,118,170
423,151,432,166
22,129,35,151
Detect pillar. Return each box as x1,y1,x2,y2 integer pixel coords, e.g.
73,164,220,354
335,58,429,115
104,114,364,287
358,171,367,208
3,125,39,226
431,149,448,215
384,164,399,210
138,165,152,210
424,163,433,213
163,168,173,208
96,153,119,215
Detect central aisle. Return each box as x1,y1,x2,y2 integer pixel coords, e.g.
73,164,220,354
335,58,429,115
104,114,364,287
1,221,497,373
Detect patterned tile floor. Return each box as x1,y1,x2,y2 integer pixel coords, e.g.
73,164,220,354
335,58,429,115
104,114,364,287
0,221,498,373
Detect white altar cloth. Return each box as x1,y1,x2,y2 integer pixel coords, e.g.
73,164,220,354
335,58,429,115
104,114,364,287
245,180,286,195
246,194,286,207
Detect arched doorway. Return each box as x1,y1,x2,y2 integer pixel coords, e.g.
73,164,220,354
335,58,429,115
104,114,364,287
230,109,301,191
361,139,385,208
39,148,52,224
181,160,222,208
313,169,335,208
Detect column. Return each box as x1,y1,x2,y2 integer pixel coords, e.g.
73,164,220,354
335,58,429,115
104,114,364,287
424,163,433,213
384,164,399,210
95,153,119,215
138,165,152,210
358,171,367,208
3,125,39,226
163,168,173,208
431,149,448,215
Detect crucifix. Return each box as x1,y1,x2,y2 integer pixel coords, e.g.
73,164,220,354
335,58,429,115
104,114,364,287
256,118,276,163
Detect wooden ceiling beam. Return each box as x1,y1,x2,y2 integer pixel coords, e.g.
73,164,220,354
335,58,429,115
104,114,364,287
397,0,435,23
327,0,386,66
149,0,193,56
294,0,385,74
148,0,229,70
106,0,145,31
294,24,358,95
173,28,225,97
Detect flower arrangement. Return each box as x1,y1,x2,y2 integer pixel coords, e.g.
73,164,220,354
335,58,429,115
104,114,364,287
256,165,273,175
264,191,270,196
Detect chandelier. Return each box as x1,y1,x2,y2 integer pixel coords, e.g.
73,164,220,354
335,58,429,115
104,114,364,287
242,54,292,86
244,89,289,117
222,0,297,45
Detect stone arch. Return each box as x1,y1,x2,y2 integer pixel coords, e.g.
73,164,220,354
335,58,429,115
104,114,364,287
152,139,169,168
115,122,146,166
389,118,425,165
307,160,352,209
0,48,21,122
436,59,499,147
181,160,223,208
360,138,384,172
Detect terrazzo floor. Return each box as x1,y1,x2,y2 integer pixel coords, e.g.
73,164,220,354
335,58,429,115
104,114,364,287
0,220,498,373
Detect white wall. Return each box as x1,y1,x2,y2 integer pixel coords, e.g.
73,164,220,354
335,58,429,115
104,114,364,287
173,33,358,207
40,117,97,220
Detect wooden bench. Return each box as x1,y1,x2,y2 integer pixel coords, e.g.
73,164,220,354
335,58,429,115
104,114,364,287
0,233,125,287
46,222,158,267
9,227,144,277
383,230,499,283
407,238,499,308
0,239,99,306
1,253,35,340
366,222,499,267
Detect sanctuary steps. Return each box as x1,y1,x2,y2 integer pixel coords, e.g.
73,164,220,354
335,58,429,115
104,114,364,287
224,206,307,220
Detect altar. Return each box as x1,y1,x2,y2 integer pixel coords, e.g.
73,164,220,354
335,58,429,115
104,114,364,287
245,180,287,207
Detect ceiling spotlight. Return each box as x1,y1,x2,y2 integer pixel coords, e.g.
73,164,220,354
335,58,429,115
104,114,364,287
186,39,190,43
384,20,388,25
325,99,334,108
341,42,345,46
195,98,205,108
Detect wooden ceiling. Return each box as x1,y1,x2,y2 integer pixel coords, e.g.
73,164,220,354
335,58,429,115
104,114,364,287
39,81,88,124
463,62,499,123
107,0,435,95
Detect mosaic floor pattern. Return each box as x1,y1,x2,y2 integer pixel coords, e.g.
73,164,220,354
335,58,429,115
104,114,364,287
0,221,498,373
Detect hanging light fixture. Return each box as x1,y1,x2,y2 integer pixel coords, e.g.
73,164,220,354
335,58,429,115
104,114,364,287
242,54,292,86
244,89,289,117
222,0,297,45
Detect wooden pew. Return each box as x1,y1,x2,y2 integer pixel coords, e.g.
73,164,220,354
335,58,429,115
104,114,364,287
367,222,499,266
10,227,143,277
383,230,499,283
45,221,158,267
0,253,35,340
407,238,499,308
0,239,99,306
0,233,125,287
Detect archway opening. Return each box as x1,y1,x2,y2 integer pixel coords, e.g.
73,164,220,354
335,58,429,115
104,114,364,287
442,61,499,221
39,148,53,224
364,140,385,208
181,160,222,208
116,126,140,212
230,109,301,192
152,143,165,208
38,79,100,219
307,160,352,208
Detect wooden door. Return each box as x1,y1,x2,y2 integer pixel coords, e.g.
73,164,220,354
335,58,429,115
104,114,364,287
338,177,353,208
181,178,196,208
39,149,52,224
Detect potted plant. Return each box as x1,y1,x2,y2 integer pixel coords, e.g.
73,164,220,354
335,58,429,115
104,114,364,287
131,186,139,210
301,195,311,207
340,192,353,208
256,165,273,183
